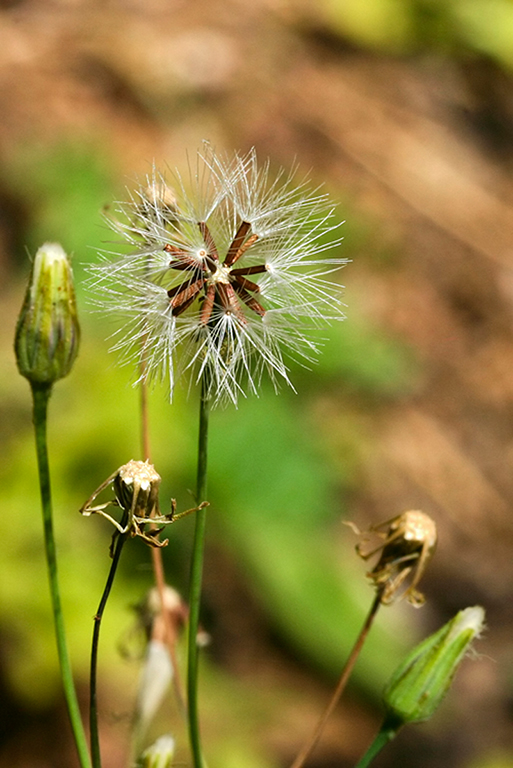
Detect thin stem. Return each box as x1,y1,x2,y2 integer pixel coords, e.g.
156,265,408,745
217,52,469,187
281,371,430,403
151,545,186,711
187,373,210,768
90,526,127,768
354,715,402,768
290,592,382,768
31,383,92,768
140,359,186,712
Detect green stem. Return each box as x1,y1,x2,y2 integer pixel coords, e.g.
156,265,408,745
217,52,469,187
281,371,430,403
31,383,92,768
187,374,210,768
354,715,402,768
89,527,127,768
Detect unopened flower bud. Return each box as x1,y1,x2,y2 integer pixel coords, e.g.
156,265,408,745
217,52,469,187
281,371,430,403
383,606,485,726
15,243,80,386
137,735,175,768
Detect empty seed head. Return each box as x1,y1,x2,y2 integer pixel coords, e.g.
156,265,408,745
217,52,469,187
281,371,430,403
80,459,206,551
114,459,162,519
355,510,437,606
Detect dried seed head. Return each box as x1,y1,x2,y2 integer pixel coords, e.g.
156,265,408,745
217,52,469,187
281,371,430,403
80,459,207,551
384,606,485,725
355,510,437,606
114,459,162,519
15,242,80,386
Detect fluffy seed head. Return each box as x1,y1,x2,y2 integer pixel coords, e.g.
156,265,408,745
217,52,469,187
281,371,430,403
89,145,347,405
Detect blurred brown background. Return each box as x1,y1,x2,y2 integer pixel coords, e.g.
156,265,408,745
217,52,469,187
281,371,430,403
2,1,513,767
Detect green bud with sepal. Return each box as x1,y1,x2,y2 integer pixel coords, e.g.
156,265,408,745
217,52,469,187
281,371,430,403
355,606,485,768
15,242,80,386
384,605,485,725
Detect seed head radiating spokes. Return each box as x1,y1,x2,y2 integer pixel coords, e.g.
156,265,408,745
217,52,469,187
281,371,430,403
166,220,265,325
89,144,347,405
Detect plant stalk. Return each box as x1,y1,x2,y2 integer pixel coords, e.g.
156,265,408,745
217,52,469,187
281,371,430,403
354,715,401,768
290,591,382,768
187,374,210,768
89,526,127,768
139,367,186,713
31,383,92,768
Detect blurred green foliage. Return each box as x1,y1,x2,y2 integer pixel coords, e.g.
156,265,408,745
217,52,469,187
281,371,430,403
468,755,513,768
3,141,121,287
1,139,420,765
322,0,513,68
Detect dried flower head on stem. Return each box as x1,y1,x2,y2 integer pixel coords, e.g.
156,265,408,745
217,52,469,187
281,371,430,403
290,509,437,768
80,459,208,554
352,510,437,607
89,145,346,404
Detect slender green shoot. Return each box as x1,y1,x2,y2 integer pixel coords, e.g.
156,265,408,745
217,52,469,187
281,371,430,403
89,524,128,768
187,374,211,768
354,715,401,768
31,382,92,768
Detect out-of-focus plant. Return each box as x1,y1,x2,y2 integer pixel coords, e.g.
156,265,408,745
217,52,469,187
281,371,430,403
320,0,513,70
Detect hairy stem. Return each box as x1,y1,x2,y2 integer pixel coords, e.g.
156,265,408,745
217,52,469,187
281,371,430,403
290,592,382,768
354,714,402,768
187,374,210,768
90,526,127,768
31,383,92,768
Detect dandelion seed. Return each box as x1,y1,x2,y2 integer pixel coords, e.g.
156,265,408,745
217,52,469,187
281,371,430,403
89,145,347,404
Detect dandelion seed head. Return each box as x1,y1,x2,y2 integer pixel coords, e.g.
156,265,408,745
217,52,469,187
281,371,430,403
89,144,347,405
